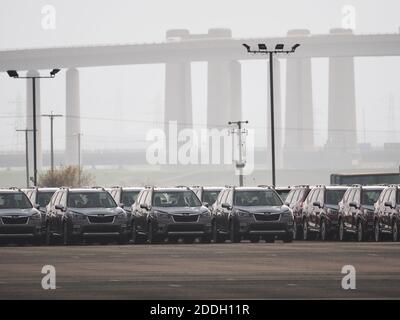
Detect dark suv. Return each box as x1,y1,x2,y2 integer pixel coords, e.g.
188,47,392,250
0,188,43,244
338,185,385,241
302,185,348,241
373,185,400,242
131,187,212,244
190,186,222,207
284,185,312,240
45,187,129,245
212,186,294,243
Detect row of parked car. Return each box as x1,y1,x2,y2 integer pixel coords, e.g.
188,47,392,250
0,183,399,245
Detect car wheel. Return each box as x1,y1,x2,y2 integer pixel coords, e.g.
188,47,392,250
264,236,275,243
147,222,161,244
392,221,398,242
45,224,53,246
357,220,364,242
249,236,260,243
303,219,309,240
374,220,381,242
320,219,327,241
212,220,224,243
229,220,240,243
283,232,293,243
339,219,346,241
293,220,298,240
62,223,70,246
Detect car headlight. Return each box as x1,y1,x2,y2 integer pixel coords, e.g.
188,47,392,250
281,210,293,218
200,210,211,216
31,212,41,220
236,210,252,217
69,211,87,220
154,210,169,218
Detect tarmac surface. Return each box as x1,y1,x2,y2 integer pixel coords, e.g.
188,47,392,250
0,241,399,299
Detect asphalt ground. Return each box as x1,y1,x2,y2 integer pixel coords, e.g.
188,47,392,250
0,241,399,299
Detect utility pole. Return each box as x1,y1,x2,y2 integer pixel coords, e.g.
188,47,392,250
42,111,63,172
228,121,249,187
16,129,34,188
242,43,300,187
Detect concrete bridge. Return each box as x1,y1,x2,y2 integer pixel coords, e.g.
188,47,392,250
1,27,400,169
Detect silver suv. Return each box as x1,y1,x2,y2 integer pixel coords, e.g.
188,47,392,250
45,187,129,245
0,188,43,244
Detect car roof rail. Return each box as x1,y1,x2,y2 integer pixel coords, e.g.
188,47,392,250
92,186,106,191
144,185,153,189
257,184,273,188
175,185,190,189
111,185,121,189
8,187,22,191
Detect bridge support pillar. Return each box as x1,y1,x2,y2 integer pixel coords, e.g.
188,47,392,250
326,28,356,150
65,68,81,166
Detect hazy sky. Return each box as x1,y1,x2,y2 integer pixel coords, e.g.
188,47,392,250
0,0,399,152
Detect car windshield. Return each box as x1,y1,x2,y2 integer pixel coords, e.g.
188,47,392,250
362,190,382,206
121,191,140,206
326,189,347,205
234,190,283,206
153,191,201,207
276,190,290,201
67,192,117,208
0,192,32,209
202,190,220,205
37,191,55,207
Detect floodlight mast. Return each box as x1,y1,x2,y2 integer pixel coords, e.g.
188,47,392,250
6,69,61,185
242,43,300,187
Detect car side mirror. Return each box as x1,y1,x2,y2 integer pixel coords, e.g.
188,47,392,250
349,202,358,209
221,203,231,210
34,204,41,210
284,202,290,206
140,203,150,210
203,202,209,208
313,201,322,208
119,203,125,209
384,201,395,209
55,204,65,211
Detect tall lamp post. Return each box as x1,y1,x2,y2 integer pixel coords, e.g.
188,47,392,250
242,43,300,187
16,128,34,188
7,69,61,186
42,111,63,172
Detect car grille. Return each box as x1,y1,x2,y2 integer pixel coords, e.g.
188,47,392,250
82,225,121,233
2,216,29,225
172,215,199,223
254,213,280,222
168,224,204,232
88,216,115,224
0,226,35,234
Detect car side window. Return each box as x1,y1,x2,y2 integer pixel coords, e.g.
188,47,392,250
353,189,361,204
145,191,152,206
226,190,233,206
388,189,396,203
285,190,295,204
59,191,67,206
397,189,400,204
305,189,314,205
217,190,226,205
51,191,60,207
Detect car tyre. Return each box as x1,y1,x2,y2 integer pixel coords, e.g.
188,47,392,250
229,220,240,243
320,219,328,241
374,220,381,242
392,220,398,242
357,220,364,242
339,219,347,241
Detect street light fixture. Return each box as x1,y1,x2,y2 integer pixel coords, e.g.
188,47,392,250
7,69,61,186
242,43,300,187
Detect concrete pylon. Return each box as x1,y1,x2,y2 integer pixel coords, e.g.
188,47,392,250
65,68,81,166
26,70,42,172
326,28,356,150
284,29,314,150
207,28,242,128
165,30,192,130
